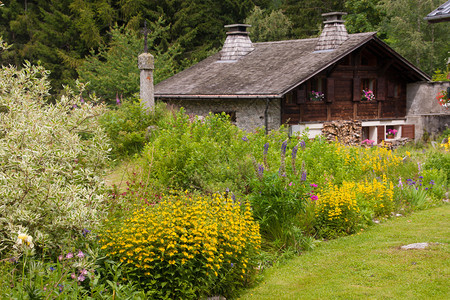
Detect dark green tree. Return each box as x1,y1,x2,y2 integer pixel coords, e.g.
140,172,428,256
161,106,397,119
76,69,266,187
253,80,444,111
378,0,450,74
77,19,183,103
344,0,385,35
245,6,293,42
282,0,346,38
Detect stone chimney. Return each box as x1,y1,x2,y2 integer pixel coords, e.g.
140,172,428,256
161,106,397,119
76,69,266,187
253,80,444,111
314,12,349,52
220,24,254,61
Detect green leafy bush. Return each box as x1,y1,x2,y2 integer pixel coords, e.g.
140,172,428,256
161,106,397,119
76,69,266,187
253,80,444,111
0,62,110,257
101,192,261,299
99,100,169,159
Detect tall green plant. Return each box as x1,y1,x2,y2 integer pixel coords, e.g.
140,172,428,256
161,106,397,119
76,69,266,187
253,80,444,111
0,61,110,258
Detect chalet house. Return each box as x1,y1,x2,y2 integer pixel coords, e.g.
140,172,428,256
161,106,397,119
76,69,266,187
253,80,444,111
155,12,448,143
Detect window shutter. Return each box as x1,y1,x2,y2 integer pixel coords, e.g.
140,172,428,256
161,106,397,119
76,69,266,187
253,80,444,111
401,125,415,139
353,77,361,102
377,126,385,144
326,78,335,102
377,77,385,100
296,85,306,104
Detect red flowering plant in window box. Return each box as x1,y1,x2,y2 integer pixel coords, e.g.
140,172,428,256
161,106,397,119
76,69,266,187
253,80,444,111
386,129,397,139
436,89,449,109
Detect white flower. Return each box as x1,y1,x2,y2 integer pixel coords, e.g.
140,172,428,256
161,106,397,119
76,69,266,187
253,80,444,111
17,233,34,248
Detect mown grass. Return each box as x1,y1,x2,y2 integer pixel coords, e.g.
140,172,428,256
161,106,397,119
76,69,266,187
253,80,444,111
240,204,450,299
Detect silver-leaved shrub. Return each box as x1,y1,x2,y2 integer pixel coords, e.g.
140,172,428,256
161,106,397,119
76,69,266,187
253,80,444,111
0,40,110,257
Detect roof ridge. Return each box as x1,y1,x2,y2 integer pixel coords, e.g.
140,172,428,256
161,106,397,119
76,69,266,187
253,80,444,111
254,32,377,46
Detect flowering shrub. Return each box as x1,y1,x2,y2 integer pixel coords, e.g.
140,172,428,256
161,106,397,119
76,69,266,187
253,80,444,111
101,192,261,299
315,182,360,238
361,89,375,101
309,91,325,101
355,177,394,218
436,89,449,108
361,139,375,146
0,62,110,257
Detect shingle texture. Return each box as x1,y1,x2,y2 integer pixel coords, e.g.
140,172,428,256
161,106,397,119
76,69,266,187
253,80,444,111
220,34,254,61
425,0,450,23
155,32,429,98
314,23,349,51
155,32,375,98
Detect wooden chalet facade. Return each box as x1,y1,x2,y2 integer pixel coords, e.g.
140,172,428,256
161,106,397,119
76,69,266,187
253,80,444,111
155,13,431,144
283,38,420,143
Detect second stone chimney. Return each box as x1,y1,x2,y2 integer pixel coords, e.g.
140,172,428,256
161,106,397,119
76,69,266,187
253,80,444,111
314,12,349,52
220,24,254,61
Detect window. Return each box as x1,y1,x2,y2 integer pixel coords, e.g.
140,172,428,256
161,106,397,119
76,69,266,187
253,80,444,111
309,78,326,102
361,79,376,92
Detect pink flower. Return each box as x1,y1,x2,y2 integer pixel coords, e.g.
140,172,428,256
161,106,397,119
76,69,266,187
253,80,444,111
76,250,85,258
310,183,317,188
66,252,73,259
310,195,318,201
80,269,88,275
78,274,86,282
71,273,76,279
289,182,293,186
58,255,63,261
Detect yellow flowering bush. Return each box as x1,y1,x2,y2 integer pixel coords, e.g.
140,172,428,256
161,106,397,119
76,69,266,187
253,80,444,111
355,176,395,218
315,182,360,238
315,177,395,238
100,192,261,299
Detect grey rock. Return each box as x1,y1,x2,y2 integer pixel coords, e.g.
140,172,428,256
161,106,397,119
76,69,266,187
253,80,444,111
401,242,430,250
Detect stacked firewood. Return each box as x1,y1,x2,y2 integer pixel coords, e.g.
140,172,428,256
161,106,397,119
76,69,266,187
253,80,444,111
322,120,362,146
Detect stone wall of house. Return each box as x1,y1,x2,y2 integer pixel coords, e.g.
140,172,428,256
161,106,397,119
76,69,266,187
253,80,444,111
165,98,281,132
406,81,450,140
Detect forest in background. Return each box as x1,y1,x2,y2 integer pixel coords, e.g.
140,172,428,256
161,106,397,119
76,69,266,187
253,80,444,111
0,0,449,101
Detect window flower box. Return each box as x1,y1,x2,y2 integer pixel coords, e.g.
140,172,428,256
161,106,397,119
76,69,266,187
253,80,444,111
361,89,375,101
386,129,397,139
309,91,324,102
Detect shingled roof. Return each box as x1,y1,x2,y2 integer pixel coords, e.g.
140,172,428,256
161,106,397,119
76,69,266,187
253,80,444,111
155,32,429,99
425,0,450,23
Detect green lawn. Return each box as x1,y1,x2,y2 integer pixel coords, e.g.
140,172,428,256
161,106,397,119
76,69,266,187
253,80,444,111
240,205,450,299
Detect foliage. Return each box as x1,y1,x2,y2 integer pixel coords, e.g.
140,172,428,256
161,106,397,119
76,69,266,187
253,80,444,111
99,100,170,159
0,62,110,258
244,6,293,42
77,22,183,103
432,66,450,82
101,192,261,299
378,0,450,74
282,0,346,38
344,0,384,34
141,110,261,193
0,244,148,298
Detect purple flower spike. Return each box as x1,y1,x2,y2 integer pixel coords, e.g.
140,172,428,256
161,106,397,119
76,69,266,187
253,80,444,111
300,140,306,148
263,143,269,155
291,145,298,159
281,140,288,155
301,171,307,181
242,136,248,142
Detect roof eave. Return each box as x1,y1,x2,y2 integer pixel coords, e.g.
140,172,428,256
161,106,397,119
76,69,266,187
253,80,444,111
155,94,283,99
